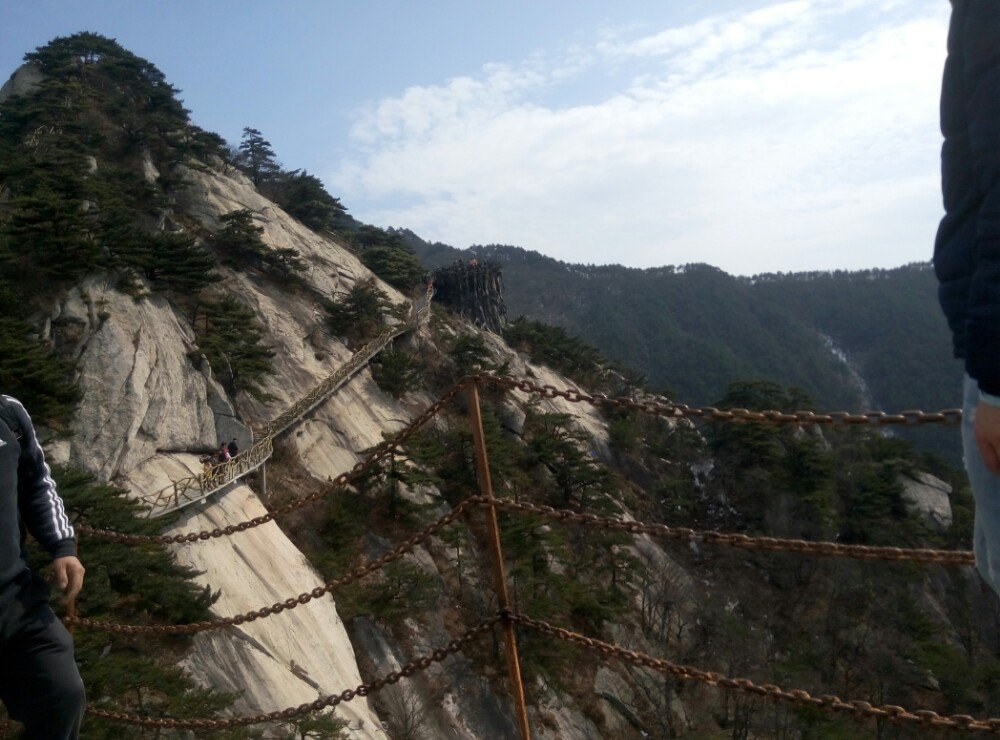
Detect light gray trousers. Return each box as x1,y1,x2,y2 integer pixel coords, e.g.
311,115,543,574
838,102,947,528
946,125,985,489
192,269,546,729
963,375,1000,595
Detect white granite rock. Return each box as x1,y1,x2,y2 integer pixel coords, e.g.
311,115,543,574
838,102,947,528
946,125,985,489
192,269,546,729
169,486,386,737
899,471,953,531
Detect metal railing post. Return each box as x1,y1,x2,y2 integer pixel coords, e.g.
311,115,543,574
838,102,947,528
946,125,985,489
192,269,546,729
467,379,532,740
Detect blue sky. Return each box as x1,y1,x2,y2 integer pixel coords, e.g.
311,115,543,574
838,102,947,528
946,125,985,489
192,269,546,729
2,0,949,275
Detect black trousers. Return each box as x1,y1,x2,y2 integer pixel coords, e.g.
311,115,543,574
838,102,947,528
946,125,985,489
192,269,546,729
0,570,85,739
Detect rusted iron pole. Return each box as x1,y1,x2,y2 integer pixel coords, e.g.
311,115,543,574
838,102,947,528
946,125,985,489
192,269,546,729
467,379,532,740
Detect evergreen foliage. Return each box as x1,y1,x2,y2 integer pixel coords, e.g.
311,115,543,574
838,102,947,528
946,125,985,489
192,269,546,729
505,317,603,382
192,294,275,398
352,226,423,291
232,126,347,233
270,169,347,233
370,348,423,398
237,127,279,187
447,333,495,378
210,209,305,277
283,712,349,739
0,317,80,424
26,467,233,736
504,316,643,392
325,278,391,344
135,231,219,293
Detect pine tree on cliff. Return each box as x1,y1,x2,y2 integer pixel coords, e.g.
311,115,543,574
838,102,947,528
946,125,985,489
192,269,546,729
352,225,423,291
238,127,279,187
211,209,305,276
193,294,275,399
139,232,220,293
272,168,347,232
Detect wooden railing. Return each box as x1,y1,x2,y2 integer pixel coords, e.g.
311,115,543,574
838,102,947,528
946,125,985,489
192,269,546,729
137,288,433,518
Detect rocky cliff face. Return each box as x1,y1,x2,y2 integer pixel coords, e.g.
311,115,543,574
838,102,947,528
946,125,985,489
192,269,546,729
49,156,641,736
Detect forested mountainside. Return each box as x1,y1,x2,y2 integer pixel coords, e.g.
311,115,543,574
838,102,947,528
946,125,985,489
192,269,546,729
2,32,998,740
408,237,962,432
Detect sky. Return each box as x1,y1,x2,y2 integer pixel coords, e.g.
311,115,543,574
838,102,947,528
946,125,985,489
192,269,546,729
1,0,950,275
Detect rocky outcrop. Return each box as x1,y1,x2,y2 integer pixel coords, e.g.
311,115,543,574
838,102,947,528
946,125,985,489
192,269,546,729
48,161,408,732
46,278,243,479
900,471,953,532
0,62,44,104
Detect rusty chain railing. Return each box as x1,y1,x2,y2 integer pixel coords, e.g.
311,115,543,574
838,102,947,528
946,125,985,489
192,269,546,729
84,615,500,730
488,498,976,565
68,493,976,636
68,498,478,634
509,612,1000,734
479,373,964,427
85,375,965,541
66,374,987,734
67,608,1000,734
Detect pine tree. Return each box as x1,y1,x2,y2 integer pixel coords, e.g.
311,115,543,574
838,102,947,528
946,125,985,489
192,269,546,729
325,279,391,344
0,318,80,424
238,127,279,187
192,294,275,398
210,209,305,277
6,186,99,281
272,169,347,232
141,232,220,293
352,226,423,291
370,348,423,398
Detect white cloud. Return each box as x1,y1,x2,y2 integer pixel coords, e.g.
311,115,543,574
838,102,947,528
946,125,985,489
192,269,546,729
330,0,949,274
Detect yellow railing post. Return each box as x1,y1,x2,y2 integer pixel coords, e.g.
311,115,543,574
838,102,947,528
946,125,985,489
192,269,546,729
467,378,532,740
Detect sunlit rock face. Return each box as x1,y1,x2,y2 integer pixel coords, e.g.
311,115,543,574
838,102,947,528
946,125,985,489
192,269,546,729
57,156,641,736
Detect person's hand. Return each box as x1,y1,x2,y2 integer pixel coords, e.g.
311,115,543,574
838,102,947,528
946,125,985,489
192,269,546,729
51,556,85,601
975,401,1000,474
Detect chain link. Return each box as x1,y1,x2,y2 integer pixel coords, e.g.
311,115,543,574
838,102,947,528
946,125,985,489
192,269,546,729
67,367,980,731
84,615,500,729
68,495,973,636
78,374,961,544
488,498,975,565
508,612,1000,734
67,499,477,634
478,374,963,426
76,379,469,545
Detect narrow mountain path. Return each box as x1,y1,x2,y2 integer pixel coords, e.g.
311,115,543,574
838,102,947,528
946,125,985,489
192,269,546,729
139,288,433,518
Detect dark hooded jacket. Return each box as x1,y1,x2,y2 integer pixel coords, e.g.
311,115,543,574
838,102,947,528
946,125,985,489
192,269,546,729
936,0,1000,394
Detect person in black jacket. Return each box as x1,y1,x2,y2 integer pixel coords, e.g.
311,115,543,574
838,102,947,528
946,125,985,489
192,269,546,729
936,1,1000,595
0,395,86,738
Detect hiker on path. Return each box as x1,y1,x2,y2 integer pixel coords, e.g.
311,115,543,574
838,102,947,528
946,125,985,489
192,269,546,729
227,439,239,458
217,443,230,464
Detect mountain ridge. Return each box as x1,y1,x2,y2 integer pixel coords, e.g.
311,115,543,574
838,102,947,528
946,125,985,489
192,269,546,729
405,232,962,455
